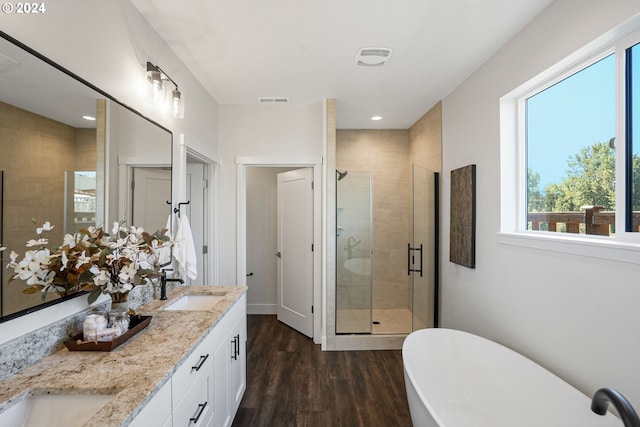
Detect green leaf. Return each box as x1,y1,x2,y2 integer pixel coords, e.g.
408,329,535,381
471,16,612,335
87,289,102,305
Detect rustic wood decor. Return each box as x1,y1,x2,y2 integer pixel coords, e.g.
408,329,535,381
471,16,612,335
450,164,476,268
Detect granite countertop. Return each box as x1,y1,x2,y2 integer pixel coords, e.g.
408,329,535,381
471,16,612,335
0,285,247,427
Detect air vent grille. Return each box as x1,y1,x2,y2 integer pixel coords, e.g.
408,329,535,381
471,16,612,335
355,47,392,66
258,97,289,104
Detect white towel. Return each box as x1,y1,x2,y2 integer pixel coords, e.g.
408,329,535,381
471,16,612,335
174,214,198,280
157,215,173,266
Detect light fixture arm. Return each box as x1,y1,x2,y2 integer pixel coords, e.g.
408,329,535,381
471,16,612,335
147,61,179,91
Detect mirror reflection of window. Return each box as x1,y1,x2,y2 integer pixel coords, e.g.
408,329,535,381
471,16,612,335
65,171,97,234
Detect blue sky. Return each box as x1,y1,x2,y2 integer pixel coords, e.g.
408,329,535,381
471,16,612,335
526,54,616,189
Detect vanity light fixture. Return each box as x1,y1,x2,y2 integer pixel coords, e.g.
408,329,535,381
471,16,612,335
147,61,183,118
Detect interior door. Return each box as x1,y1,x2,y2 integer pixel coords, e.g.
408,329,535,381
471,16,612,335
276,168,314,338
186,160,207,284
131,167,171,232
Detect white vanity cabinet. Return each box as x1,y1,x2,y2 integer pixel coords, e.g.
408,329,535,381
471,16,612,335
129,292,246,427
211,294,247,427
171,331,215,427
128,379,172,427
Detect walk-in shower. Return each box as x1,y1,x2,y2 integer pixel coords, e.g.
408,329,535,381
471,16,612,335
335,129,439,335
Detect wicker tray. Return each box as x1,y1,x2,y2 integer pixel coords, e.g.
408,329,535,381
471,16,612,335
64,315,152,352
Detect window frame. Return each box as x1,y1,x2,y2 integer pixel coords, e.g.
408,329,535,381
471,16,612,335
499,19,640,263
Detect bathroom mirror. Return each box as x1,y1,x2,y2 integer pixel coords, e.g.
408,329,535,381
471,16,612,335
0,32,172,322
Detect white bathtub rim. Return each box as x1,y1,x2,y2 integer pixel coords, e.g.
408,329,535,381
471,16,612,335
401,328,620,427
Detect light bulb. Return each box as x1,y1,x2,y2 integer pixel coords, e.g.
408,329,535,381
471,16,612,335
172,89,181,118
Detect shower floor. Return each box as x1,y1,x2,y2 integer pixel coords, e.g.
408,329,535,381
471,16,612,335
337,308,413,334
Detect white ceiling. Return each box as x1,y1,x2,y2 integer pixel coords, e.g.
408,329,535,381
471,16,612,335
131,0,554,129
0,36,99,129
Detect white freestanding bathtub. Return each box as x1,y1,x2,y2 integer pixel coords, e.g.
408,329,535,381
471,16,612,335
402,328,622,427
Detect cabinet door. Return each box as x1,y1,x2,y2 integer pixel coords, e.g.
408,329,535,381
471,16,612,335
229,310,246,415
129,379,172,427
213,334,231,427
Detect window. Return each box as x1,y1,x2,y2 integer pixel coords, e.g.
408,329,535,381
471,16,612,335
514,28,640,241
525,54,616,235
627,42,640,232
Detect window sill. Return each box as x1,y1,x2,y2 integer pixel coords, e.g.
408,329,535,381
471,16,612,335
496,231,640,265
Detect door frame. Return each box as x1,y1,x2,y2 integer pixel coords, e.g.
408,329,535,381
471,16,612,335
186,147,219,286
236,157,322,343
117,157,172,227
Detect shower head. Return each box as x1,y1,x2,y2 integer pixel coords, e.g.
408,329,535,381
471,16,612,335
336,170,348,181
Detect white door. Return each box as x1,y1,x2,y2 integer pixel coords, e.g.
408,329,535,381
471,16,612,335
276,168,314,338
131,167,171,232
186,160,207,284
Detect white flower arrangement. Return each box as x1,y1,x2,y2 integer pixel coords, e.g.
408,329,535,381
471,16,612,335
1,221,172,304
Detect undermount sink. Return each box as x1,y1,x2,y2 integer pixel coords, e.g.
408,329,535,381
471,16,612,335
163,294,225,311
0,394,112,427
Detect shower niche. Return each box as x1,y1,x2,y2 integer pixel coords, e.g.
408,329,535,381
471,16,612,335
335,129,439,335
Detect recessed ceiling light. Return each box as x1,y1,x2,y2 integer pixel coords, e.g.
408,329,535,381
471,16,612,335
82,115,96,121
371,115,383,121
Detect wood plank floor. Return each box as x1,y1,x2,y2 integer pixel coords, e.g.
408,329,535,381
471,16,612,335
232,315,413,427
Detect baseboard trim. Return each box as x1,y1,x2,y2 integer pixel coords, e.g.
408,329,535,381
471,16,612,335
247,303,277,315
327,334,407,351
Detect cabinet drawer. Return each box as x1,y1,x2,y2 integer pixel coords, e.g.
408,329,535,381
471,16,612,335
173,332,214,410
173,366,213,427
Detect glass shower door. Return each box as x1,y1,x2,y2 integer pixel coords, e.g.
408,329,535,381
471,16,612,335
411,165,438,330
336,171,373,333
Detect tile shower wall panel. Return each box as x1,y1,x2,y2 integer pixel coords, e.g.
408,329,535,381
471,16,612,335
408,102,442,329
337,129,411,311
0,101,96,316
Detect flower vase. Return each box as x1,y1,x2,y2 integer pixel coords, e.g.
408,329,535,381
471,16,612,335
110,291,130,312
109,291,131,334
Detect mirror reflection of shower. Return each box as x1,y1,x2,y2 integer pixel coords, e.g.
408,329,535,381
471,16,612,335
336,169,348,181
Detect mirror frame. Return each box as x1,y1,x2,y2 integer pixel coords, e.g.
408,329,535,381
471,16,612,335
0,31,173,323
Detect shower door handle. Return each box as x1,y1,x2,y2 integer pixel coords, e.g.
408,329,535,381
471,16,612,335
407,243,423,277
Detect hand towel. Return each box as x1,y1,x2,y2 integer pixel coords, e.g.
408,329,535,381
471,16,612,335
174,214,198,280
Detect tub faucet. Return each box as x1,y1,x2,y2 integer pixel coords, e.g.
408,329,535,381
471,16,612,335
345,236,361,260
160,269,185,300
591,387,640,427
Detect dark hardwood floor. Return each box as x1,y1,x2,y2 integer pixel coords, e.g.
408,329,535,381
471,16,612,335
232,315,413,427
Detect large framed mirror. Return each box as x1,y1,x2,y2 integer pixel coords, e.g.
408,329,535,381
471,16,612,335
0,32,173,322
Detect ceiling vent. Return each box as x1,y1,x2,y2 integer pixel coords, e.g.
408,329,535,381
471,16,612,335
355,47,392,67
258,97,289,104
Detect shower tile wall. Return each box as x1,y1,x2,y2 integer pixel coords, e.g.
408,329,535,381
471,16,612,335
337,129,411,311
0,101,96,316
408,102,442,329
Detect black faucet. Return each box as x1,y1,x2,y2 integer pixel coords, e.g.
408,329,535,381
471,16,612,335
160,269,185,300
592,387,640,427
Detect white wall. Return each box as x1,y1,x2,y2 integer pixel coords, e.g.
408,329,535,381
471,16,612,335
0,0,219,343
246,167,296,313
217,104,323,285
442,0,640,407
